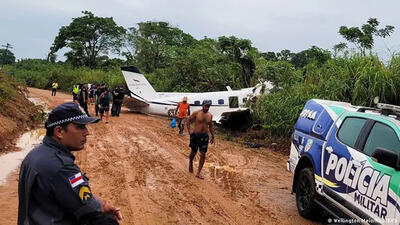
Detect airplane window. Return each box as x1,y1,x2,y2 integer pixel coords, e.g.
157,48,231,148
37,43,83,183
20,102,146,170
218,99,224,104
229,96,239,108
194,101,200,106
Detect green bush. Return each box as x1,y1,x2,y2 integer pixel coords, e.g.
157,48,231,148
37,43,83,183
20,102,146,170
250,55,400,137
3,59,126,92
0,72,17,104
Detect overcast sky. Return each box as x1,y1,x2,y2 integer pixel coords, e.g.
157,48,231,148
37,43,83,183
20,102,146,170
1,0,399,61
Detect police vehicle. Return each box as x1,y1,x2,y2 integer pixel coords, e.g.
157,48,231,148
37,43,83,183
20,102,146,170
287,99,400,224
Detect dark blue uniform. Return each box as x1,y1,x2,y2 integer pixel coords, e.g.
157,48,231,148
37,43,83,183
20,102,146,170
18,135,102,225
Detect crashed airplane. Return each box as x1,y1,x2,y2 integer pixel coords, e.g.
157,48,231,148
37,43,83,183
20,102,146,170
121,66,273,124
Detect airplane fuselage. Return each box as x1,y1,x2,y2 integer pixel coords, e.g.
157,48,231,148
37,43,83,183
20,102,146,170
121,66,272,123
142,88,255,122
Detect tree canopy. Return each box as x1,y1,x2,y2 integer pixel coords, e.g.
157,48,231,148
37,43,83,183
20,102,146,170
0,49,15,65
49,11,126,68
123,21,196,73
218,36,256,87
339,18,394,55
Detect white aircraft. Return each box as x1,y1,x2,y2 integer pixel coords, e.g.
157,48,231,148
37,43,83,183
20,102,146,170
121,66,273,123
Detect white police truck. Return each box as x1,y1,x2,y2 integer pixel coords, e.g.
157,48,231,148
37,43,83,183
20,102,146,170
287,99,400,224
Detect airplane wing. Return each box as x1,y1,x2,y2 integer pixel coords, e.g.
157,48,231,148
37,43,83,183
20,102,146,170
123,95,149,112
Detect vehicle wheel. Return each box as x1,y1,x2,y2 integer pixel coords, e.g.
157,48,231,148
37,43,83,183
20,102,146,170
295,167,319,219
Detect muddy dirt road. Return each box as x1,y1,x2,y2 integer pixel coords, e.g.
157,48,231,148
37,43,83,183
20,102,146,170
0,88,317,225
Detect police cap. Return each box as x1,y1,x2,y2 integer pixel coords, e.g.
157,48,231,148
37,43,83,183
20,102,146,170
46,102,99,128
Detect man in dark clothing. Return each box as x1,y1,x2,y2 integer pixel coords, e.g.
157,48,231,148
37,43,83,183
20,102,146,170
95,84,105,116
115,87,125,116
89,84,96,105
111,87,125,117
111,88,118,117
18,102,122,225
79,83,90,116
99,88,111,123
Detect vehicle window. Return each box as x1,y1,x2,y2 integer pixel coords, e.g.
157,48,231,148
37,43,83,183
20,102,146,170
218,99,224,105
337,117,367,148
194,100,200,106
364,122,400,156
229,96,239,108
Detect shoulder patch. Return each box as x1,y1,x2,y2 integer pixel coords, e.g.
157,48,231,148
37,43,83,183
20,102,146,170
79,186,93,204
69,172,84,188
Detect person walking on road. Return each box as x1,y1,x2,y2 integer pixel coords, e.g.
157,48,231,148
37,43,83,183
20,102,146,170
51,82,58,96
72,84,80,103
186,100,215,179
174,96,190,135
115,87,125,117
79,83,90,116
99,87,111,123
18,102,122,225
89,84,96,105
111,87,125,117
95,84,105,117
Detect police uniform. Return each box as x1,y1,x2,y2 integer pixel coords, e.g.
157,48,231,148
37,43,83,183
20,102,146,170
18,102,109,225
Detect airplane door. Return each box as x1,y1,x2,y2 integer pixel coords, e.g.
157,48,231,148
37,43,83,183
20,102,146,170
228,96,239,108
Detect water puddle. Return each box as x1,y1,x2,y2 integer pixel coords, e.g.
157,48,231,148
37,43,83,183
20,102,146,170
0,128,45,185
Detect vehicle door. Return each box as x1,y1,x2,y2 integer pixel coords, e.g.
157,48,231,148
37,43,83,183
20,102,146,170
347,118,400,224
322,114,369,210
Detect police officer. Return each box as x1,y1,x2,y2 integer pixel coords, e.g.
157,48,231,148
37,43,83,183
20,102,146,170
73,84,80,103
18,102,122,225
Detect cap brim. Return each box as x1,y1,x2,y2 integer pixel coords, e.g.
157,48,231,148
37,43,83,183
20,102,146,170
72,116,100,125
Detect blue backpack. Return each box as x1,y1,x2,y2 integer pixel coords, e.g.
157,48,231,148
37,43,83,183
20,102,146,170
170,118,176,128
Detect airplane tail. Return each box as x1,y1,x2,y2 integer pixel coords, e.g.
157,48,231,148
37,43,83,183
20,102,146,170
121,66,159,102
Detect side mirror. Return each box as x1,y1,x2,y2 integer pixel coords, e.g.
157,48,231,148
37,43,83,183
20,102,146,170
372,147,400,170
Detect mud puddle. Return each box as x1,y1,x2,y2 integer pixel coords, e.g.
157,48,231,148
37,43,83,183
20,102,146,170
0,128,45,185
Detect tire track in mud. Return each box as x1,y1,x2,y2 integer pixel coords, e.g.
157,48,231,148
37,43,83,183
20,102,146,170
115,121,249,224
124,116,278,224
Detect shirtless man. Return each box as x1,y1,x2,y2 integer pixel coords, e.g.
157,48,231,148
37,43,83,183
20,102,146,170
186,100,215,179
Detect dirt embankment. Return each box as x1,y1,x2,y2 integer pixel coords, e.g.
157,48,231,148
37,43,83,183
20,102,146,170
0,87,318,225
0,71,44,153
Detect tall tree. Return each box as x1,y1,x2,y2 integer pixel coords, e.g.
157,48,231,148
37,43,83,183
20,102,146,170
49,11,126,68
261,52,278,61
339,18,394,55
147,38,240,92
0,49,15,65
124,21,196,73
332,42,347,57
218,36,255,87
291,46,331,68
276,49,294,61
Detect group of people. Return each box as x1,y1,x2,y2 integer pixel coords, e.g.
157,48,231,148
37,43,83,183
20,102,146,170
18,92,214,224
71,83,125,124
